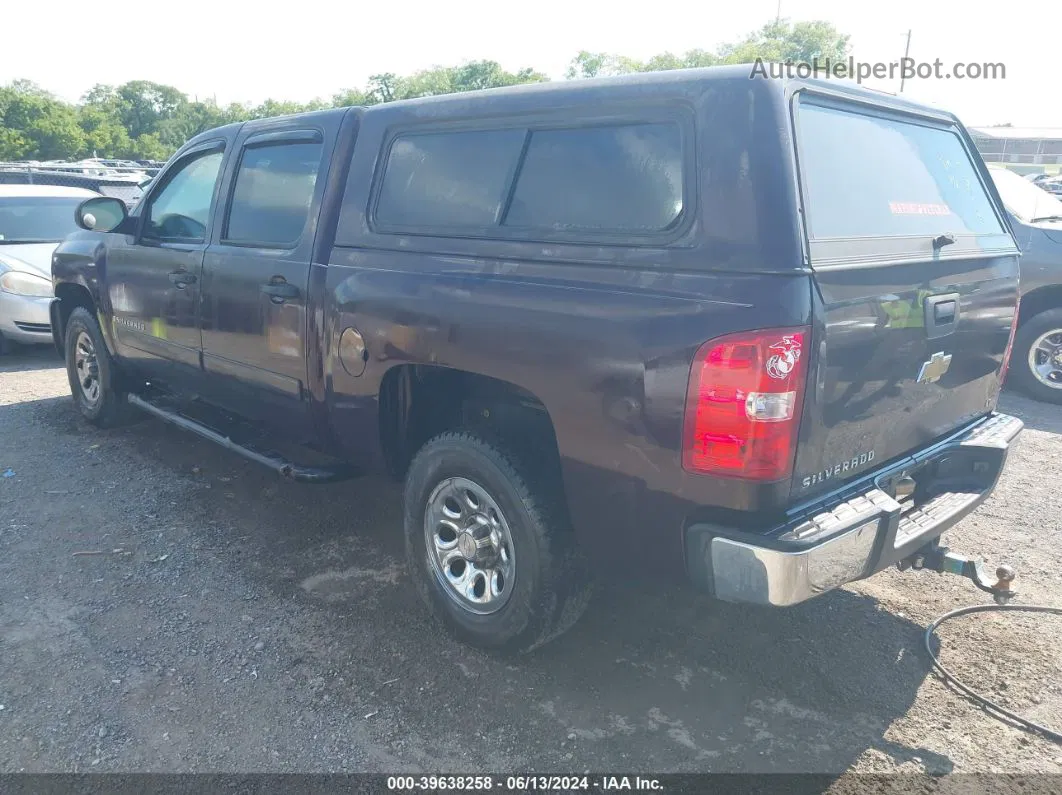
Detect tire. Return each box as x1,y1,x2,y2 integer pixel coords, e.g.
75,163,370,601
0,333,16,356
404,431,592,653
1011,308,1062,405
64,307,131,426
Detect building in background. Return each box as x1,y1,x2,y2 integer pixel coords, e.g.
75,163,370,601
970,127,1062,175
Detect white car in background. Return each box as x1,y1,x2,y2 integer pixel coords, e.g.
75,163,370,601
0,185,99,353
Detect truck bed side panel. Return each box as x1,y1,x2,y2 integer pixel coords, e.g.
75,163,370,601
324,251,812,577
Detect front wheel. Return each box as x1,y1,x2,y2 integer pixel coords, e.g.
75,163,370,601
1011,308,1062,404
64,307,131,426
404,431,592,653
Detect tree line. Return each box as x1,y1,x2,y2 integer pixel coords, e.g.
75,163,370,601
0,20,848,162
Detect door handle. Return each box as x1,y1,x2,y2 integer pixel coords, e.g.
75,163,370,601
261,281,300,301
169,270,196,287
923,292,960,339
933,300,956,324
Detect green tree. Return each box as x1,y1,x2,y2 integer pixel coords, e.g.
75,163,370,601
78,105,134,158
399,67,455,99
566,48,718,78
566,51,645,79
338,61,547,106
130,133,169,161
251,98,329,118
84,81,187,141
0,127,32,160
366,73,402,103
567,19,848,78
717,19,849,64
448,60,547,92
332,88,375,107
156,100,231,149
0,80,86,159
646,49,719,71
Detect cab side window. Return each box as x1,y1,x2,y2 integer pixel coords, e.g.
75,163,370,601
144,150,224,243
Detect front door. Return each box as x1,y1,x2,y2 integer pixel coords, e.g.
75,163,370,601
107,143,226,384
198,123,330,439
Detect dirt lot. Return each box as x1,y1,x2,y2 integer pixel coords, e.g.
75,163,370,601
1,346,1060,776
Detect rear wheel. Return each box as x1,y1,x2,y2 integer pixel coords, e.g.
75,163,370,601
1012,308,1062,404
64,307,131,426
404,431,592,653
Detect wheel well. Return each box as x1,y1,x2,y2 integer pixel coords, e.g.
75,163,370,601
1019,285,1062,327
53,283,96,348
379,365,563,482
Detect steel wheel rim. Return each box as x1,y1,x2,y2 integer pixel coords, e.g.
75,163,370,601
1028,328,1062,390
424,476,516,615
74,331,101,407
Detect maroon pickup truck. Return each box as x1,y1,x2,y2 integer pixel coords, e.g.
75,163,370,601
51,67,1023,651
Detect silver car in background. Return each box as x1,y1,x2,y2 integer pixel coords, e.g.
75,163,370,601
0,185,98,353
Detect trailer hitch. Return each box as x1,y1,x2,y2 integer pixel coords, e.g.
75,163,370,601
899,541,1017,605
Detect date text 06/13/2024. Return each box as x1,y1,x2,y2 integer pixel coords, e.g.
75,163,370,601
386,775,663,791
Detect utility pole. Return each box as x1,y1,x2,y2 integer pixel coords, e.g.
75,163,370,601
776,0,782,23
899,29,912,93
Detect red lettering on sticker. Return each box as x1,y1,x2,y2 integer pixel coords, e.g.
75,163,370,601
889,201,952,216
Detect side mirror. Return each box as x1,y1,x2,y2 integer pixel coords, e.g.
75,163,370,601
76,196,129,233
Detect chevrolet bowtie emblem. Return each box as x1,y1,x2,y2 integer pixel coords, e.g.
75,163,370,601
917,351,952,384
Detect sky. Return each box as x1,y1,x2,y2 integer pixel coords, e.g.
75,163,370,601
5,0,1061,128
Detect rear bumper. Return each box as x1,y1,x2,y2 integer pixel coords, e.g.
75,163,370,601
686,412,1023,606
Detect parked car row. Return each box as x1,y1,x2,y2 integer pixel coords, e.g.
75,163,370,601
0,165,149,210
1025,172,1062,197
5,158,162,179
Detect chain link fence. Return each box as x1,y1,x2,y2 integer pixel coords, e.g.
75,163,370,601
0,160,165,208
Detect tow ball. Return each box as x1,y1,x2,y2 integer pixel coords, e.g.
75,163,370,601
898,541,1017,605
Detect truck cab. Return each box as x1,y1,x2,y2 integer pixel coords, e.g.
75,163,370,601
51,67,1023,652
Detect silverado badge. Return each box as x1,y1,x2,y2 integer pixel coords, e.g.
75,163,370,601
801,451,876,489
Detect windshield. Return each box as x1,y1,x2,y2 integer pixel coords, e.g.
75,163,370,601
0,196,84,243
989,167,1062,222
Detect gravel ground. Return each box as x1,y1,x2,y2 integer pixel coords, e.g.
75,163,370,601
1,346,1060,776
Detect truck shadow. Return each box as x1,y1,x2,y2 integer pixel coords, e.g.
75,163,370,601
4,366,953,776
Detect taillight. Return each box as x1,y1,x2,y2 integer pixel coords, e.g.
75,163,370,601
682,326,810,481
1000,295,1021,385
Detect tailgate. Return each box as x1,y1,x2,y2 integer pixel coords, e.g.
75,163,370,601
790,95,1020,500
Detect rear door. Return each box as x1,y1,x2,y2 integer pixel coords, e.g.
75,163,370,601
198,115,337,438
790,93,1020,499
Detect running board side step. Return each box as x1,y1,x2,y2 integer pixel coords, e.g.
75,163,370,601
127,394,356,483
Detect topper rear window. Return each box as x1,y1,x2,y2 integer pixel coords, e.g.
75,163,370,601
796,102,1004,240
